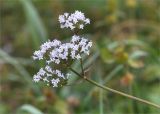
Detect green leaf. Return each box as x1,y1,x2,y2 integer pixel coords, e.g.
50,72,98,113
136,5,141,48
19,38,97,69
128,59,144,68
129,50,147,59
19,104,43,114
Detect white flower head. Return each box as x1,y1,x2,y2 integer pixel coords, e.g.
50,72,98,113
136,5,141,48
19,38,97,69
59,10,90,30
33,35,92,87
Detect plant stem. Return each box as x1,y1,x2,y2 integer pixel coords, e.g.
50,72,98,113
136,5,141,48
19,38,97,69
80,58,85,76
69,68,160,109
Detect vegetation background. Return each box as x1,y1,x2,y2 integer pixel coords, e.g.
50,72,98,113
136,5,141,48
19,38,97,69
0,0,160,114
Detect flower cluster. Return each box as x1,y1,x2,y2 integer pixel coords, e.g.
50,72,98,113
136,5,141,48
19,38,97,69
33,35,92,63
33,39,61,60
59,10,90,30
33,11,92,87
33,66,70,87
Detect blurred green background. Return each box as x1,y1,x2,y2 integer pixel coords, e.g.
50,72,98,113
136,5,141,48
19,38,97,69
0,0,160,114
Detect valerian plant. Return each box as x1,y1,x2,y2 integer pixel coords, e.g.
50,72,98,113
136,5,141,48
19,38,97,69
33,11,92,87
32,10,160,109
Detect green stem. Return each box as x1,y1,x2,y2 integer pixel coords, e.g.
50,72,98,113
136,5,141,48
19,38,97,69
80,58,85,76
69,68,160,109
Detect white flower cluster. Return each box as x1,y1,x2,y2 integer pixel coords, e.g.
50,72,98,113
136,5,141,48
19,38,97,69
33,66,70,87
33,35,92,64
33,11,92,87
33,40,61,60
33,35,92,87
59,10,90,30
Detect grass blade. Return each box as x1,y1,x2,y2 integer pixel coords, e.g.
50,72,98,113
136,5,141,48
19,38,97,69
20,0,48,48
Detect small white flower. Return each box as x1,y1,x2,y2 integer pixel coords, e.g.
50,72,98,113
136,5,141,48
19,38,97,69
73,45,79,51
33,75,41,82
33,68,46,82
52,39,61,47
79,24,84,29
59,15,65,23
37,68,46,76
55,59,60,64
45,65,53,73
71,35,80,43
64,13,69,17
33,50,44,60
87,41,92,47
76,54,81,59
85,18,90,24
51,78,60,87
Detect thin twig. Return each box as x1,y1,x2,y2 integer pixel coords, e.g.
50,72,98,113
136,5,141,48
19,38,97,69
69,68,160,109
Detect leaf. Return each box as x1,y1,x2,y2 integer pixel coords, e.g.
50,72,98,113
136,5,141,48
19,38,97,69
19,104,43,114
124,39,147,47
129,50,148,59
107,41,119,50
128,59,144,68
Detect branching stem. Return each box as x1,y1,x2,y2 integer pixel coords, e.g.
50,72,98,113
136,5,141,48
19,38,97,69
69,67,160,109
